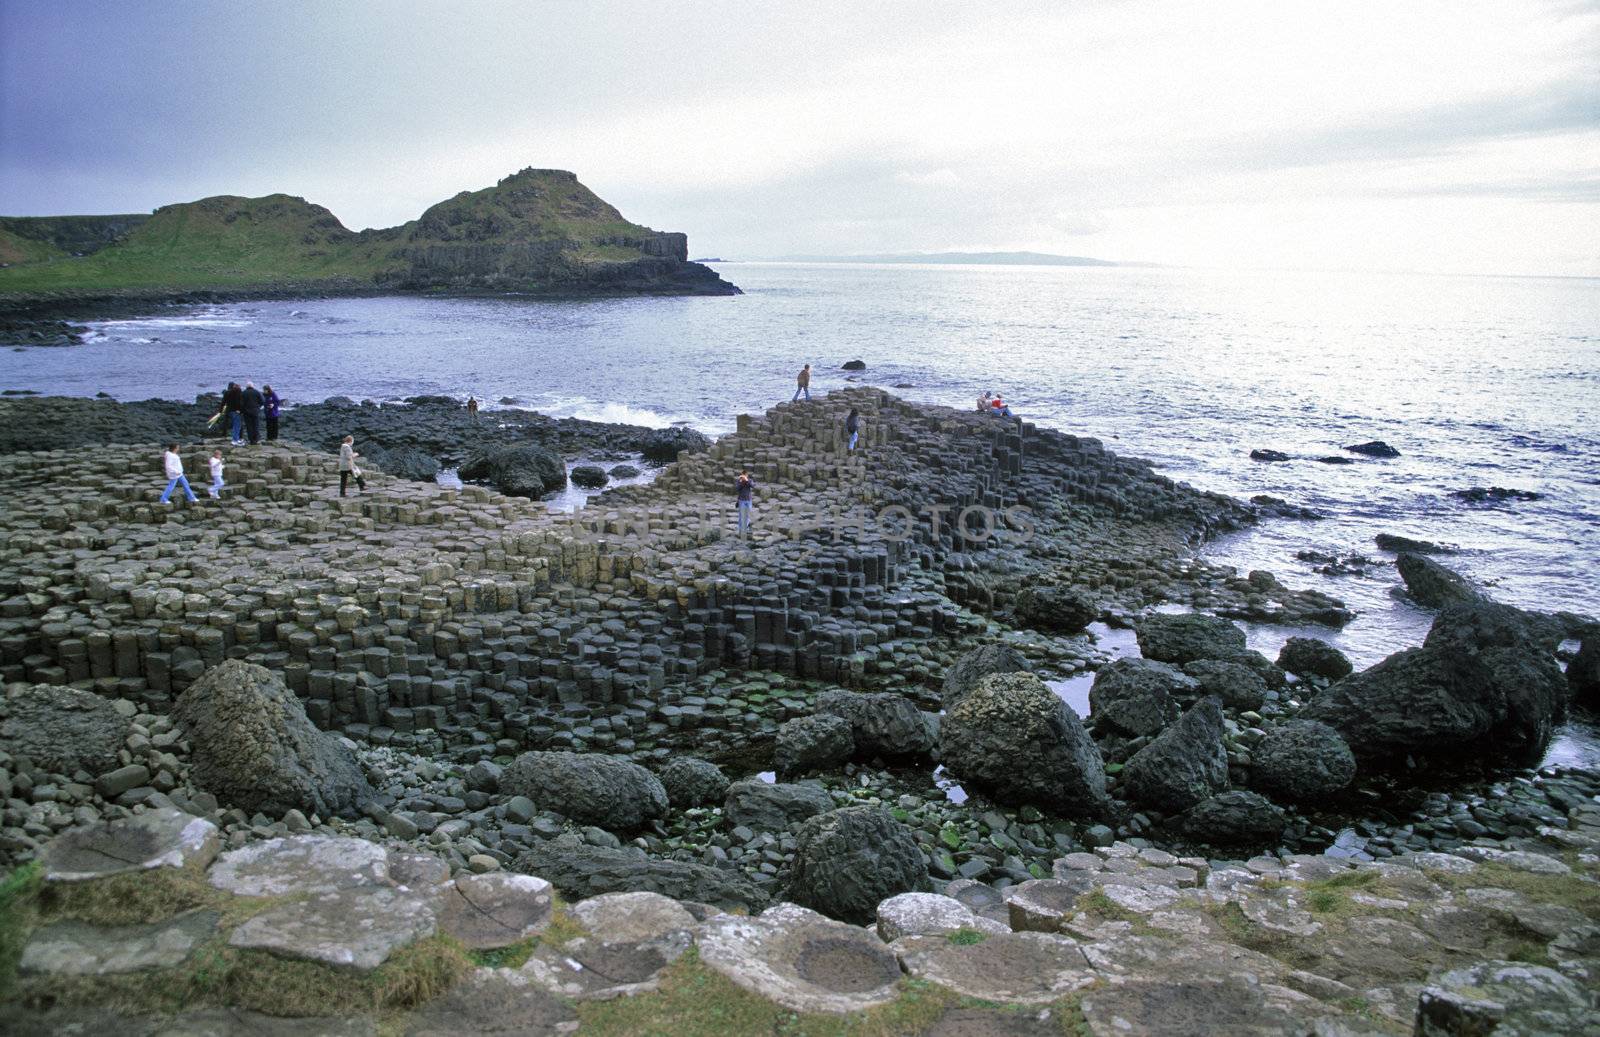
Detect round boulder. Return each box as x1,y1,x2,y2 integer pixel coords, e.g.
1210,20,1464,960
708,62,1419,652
1183,791,1286,846
1276,637,1353,681
459,444,566,497
773,714,854,778
639,427,710,463
1088,659,1190,736
1120,697,1229,813
724,780,835,831
501,751,668,833
608,464,641,479
814,690,934,760
942,643,1033,710
569,465,608,489
941,673,1110,818
655,756,728,809
1135,613,1247,665
1251,720,1356,803
0,684,130,776
367,446,440,482
1181,659,1267,711
787,806,928,924
1397,553,1483,609
1014,585,1098,635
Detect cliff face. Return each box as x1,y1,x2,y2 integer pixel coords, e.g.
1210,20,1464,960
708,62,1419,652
0,168,738,302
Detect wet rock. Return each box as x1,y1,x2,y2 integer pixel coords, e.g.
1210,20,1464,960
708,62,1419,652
724,779,834,832
569,464,608,489
365,446,439,482
1181,659,1267,711
655,756,728,809
1375,533,1453,555
893,931,1096,1005
458,444,565,496
1251,720,1356,802
41,809,220,883
1397,553,1484,609
787,806,928,924
1088,659,1188,736
815,689,934,760
229,886,438,971
515,837,769,913
609,463,640,478
501,751,668,833
841,359,867,370
1182,791,1286,846
1416,960,1598,1036
941,672,1110,817
1566,628,1599,706
1135,612,1247,665
773,714,855,778
697,902,903,1014
1250,449,1291,462
1344,441,1400,458
0,685,131,776
1276,637,1353,681
639,426,709,463
942,643,1033,710
1450,486,1542,503
21,911,219,976
1121,697,1229,813
173,660,373,819
1014,584,1098,635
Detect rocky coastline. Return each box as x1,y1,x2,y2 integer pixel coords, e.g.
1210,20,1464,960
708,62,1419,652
1,389,1595,1033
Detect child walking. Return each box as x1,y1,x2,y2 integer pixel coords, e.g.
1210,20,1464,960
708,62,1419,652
207,449,225,498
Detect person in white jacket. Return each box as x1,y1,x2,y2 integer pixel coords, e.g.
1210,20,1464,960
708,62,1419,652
207,449,225,499
338,435,366,496
160,444,198,503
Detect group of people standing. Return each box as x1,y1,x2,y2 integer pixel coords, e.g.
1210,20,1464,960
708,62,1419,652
214,381,282,445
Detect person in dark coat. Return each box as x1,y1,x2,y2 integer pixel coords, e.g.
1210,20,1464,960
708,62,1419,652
845,408,861,451
222,382,244,444
241,382,265,444
263,385,282,441
735,471,755,536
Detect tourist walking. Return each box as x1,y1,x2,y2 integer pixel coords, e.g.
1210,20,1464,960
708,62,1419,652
263,385,282,440
735,471,755,536
207,449,225,498
222,382,244,444
792,364,811,402
845,408,861,451
466,395,479,423
338,435,366,496
241,382,265,444
159,443,198,503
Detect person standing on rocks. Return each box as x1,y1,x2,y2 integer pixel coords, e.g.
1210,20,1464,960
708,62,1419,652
222,382,244,445
263,384,282,441
159,443,198,504
207,448,225,498
241,381,265,444
466,395,479,423
735,470,755,536
792,364,812,402
338,435,366,496
845,408,861,452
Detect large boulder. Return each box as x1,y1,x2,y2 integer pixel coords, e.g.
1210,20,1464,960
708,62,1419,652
787,806,928,924
639,426,710,463
458,444,565,497
772,714,854,778
1135,612,1247,665
1397,553,1484,609
942,643,1032,710
1303,600,1567,767
1014,585,1098,635
1276,637,1353,681
1183,791,1286,846
0,685,130,776
1570,628,1600,707
655,756,728,809
1250,720,1356,803
941,673,1110,817
724,780,834,831
501,751,668,833
1087,659,1189,736
365,446,440,482
814,690,934,760
515,837,768,913
172,661,372,818
1181,659,1267,711
568,465,608,489
1120,697,1229,813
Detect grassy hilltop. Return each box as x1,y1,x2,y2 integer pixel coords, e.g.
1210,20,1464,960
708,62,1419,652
0,169,737,301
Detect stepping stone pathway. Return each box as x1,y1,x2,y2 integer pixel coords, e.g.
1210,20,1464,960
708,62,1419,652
892,931,1097,1005
208,835,390,897
21,911,219,976
436,872,555,950
696,903,904,1014
229,886,439,971
40,808,219,882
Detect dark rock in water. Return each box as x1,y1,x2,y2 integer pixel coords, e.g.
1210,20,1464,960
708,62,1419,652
1251,720,1356,802
1122,697,1229,813
724,779,834,831
1315,456,1355,465
1374,533,1453,555
942,643,1032,710
942,672,1110,817
1570,629,1600,707
1088,659,1190,736
787,806,926,924
324,396,357,408
1304,600,1568,768
459,444,566,497
516,837,769,913
1183,791,1286,846
1135,612,1247,666
1250,495,1325,520
773,714,854,778
639,426,710,463
0,684,131,776
1450,486,1542,503
1181,659,1267,711
1397,553,1484,609
841,359,867,370
815,689,934,760
173,660,373,818
1014,584,1098,634
500,751,668,833
404,395,460,408
608,463,641,479
1344,440,1400,458
366,445,440,482
1249,449,1291,462
569,464,608,489
655,756,728,809
1276,637,1353,681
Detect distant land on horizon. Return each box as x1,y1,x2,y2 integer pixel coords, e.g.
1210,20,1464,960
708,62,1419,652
742,250,1161,268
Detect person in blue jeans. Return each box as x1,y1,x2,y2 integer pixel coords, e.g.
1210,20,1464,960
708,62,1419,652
735,471,755,536
792,364,811,402
845,408,861,451
160,443,199,503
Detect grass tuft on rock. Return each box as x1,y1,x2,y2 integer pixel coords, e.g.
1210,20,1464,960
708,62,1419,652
0,861,42,1002
945,927,988,946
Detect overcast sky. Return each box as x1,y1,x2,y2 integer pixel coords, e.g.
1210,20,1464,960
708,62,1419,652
2,1,1596,275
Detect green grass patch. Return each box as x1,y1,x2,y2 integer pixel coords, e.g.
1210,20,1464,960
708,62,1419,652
468,901,587,968
0,861,43,1002
1505,941,1553,967
1424,862,1600,920
945,927,989,946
